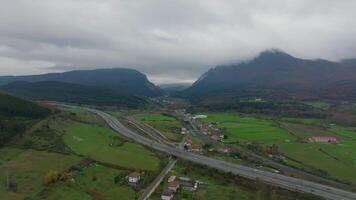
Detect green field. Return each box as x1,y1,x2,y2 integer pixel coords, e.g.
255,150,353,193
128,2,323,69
204,113,295,143
276,123,356,184
0,148,81,200
40,164,136,200
330,125,356,140
279,141,356,183
63,122,160,171
304,101,332,110
280,117,321,126
134,113,182,141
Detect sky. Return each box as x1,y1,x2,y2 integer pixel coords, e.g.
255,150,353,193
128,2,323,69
0,0,356,84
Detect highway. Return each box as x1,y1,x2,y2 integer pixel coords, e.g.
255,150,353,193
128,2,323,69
85,107,356,200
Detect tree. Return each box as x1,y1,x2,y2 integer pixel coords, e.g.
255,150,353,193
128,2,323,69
44,170,60,185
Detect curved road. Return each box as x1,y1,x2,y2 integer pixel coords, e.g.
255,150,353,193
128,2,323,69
85,108,356,200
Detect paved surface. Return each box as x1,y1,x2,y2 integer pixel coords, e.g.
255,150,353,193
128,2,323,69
84,107,356,200
138,158,177,200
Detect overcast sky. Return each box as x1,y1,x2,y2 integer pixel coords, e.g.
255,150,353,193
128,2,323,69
0,0,356,84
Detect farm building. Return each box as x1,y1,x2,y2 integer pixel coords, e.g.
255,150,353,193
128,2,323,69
168,181,180,192
168,175,176,183
309,136,337,143
161,190,174,200
192,115,207,119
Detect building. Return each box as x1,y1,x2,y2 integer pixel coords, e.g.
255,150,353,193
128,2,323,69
168,181,180,192
168,175,176,183
181,127,189,135
179,176,191,181
217,147,231,154
161,190,174,200
309,136,337,143
181,181,195,191
211,133,221,141
128,172,140,186
192,115,207,119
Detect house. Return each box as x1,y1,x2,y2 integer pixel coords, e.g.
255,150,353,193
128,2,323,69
161,190,174,200
128,172,140,186
168,175,176,183
168,181,180,192
217,147,231,154
309,136,337,143
181,127,188,135
189,144,202,153
211,133,221,141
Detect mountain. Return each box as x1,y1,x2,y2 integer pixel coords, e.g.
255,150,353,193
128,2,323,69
0,92,50,146
185,49,356,100
0,81,146,107
159,83,192,92
0,68,163,97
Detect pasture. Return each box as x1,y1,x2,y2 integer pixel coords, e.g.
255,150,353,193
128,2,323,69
0,148,81,200
63,122,160,171
40,164,136,200
278,141,356,184
204,113,295,143
304,101,332,110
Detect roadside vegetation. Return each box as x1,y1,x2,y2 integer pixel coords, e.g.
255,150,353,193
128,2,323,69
149,161,321,200
0,105,164,200
133,112,183,141
63,122,160,170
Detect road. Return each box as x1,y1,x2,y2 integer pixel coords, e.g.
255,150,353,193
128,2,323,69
138,158,177,200
84,107,356,200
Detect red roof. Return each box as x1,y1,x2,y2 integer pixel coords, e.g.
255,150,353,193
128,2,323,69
168,181,179,188
129,172,140,178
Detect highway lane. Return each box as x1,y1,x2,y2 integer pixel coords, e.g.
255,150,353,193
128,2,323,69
85,108,356,200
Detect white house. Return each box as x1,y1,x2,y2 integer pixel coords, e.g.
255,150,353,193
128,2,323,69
128,172,140,185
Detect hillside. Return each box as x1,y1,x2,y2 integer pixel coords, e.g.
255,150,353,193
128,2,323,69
185,50,356,101
0,93,50,146
0,81,146,108
0,68,163,97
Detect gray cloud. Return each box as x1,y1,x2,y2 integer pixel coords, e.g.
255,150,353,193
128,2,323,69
0,0,356,83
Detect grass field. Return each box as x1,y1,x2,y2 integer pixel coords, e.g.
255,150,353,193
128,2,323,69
134,113,182,141
204,113,295,143
63,122,160,171
330,125,356,140
280,117,321,126
40,164,136,200
304,101,332,110
279,141,356,184
0,148,81,200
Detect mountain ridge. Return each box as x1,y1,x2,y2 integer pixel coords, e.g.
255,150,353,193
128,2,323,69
185,49,356,100
0,68,163,97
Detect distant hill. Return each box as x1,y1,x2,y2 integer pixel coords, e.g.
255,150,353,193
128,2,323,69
159,83,191,92
0,81,146,108
185,49,356,101
0,92,50,146
0,68,163,97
